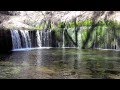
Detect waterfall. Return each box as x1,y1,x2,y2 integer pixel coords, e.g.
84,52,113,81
41,30,51,47
42,31,45,46
11,30,31,49
11,30,22,49
36,30,42,47
49,30,51,47
62,30,65,47
25,30,31,48
77,27,83,49
47,30,49,46
48,30,51,47
10,29,52,50
19,30,31,48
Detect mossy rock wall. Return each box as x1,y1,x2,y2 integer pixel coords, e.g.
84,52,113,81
52,20,120,49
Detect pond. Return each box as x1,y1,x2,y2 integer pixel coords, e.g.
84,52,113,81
0,48,120,79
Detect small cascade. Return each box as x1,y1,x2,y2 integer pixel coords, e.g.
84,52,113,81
42,31,47,47
48,30,52,47
25,30,31,48
62,30,65,47
10,30,22,49
47,30,50,46
77,27,83,49
19,30,31,48
36,30,42,47
10,29,52,50
41,30,52,47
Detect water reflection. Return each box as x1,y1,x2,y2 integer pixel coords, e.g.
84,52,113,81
0,48,120,79
73,59,78,69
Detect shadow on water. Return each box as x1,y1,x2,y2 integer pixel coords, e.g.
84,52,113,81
0,52,12,61
0,48,120,79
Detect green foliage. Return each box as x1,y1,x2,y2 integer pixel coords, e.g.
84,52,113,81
67,19,93,28
51,23,57,30
33,23,46,30
58,22,65,28
53,28,63,41
80,20,120,49
69,22,76,28
34,25,44,30
81,29,88,44
98,20,107,26
31,19,120,49
81,19,93,26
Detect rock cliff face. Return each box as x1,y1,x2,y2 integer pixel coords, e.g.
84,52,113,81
0,29,12,53
0,11,120,29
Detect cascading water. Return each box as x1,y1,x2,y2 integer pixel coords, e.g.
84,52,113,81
62,30,65,47
19,30,31,48
47,30,49,46
41,30,52,47
10,29,52,50
9,27,120,51
36,30,42,47
78,28,82,49
42,31,47,47
11,30,22,49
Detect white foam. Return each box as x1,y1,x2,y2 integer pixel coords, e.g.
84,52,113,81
96,48,120,51
12,47,53,51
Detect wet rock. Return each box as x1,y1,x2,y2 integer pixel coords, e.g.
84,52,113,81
0,29,12,53
29,30,38,47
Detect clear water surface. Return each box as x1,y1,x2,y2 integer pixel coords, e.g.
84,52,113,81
0,48,120,79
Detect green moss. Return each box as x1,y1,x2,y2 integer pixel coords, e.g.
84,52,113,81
81,20,120,49
81,19,93,26
69,22,76,28
58,22,65,28
33,26,44,30
51,23,57,30
65,19,93,28
53,28,62,41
